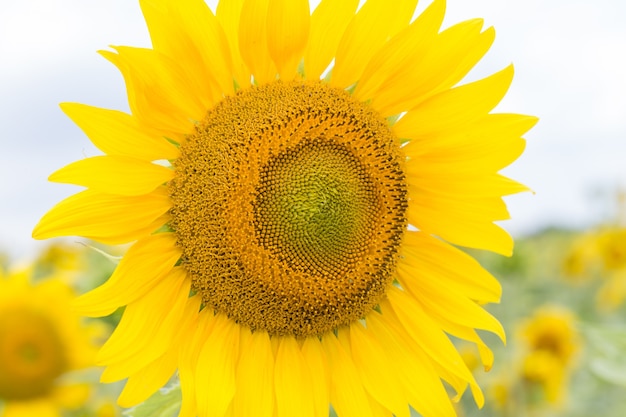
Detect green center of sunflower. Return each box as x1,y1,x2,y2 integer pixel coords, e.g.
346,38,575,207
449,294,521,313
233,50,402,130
254,138,379,276
0,308,68,400
170,80,407,337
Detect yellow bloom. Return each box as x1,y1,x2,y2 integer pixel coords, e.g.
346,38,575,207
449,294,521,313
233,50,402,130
596,269,626,311
522,350,566,404
596,228,626,272
458,343,481,374
0,269,101,417
33,0,535,416
32,242,87,282
486,376,515,412
563,227,626,309
95,401,121,417
518,306,580,405
562,232,598,281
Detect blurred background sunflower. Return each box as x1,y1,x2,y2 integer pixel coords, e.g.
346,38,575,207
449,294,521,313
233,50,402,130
0,262,116,417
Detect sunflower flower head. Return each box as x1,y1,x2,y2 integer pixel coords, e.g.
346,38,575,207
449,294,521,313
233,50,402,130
596,228,626,272
33,0,536,416
518,306,580,406
31,242,88,281
0,268,101,417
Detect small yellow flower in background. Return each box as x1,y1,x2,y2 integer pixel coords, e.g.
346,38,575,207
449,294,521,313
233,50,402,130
486,376,515,412
518,306,580,406
0,269,103,417
562,232,598,282
596,228,626,272
95,401,121,417
593,228,626,309
563,226,626,310
34,243,83,276
595,270,626,311
33,0,535,415
520,307,579,365
458,343,481,374
563,227,626,278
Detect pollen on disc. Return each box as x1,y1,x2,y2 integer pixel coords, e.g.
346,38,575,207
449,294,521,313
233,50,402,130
169,80,408,337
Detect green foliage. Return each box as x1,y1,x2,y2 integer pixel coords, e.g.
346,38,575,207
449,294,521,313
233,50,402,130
459,227,626,417
123,383,182,417
583,324,626,387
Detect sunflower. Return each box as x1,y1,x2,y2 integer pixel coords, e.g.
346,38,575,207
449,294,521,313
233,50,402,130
33,0,536,415
518,306,580,406
0,269,101,417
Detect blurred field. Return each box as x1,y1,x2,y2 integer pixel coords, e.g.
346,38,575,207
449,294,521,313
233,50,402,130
3,225,626,417
455,226,626,417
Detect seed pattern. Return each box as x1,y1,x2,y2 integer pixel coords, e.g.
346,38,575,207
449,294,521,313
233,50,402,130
170,80,407,337
254,138,380,277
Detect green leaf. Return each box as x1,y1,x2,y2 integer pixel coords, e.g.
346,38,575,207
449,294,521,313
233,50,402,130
582,323,626,386
123,382,182,417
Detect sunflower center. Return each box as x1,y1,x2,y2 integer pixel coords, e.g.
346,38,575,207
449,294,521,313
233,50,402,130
0,308,68,400
170,80,407,337
254,138,379,277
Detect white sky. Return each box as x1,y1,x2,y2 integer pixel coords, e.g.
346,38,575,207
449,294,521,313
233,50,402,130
1,0,625,259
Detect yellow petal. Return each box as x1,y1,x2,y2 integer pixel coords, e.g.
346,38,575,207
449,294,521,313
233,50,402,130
301,337,330,417
239,0,277,84
420,23,495,102
140,0,234,104
195,313,239,417
386,288,485,407
407,172,529,199
381,300,472,403
399,231,502,303
354,0,445,103
304,0,359,80
413,187,512,220
32,188,171,244
216,0,252,87
403,114,538,171
406,196,514,255
430,318,496,372
404,112,531,179
175,296,205,417
181,310,217,417
100,47,205,134
117,349,178,407
369,18,495,116
98,269,190,378
266,0,310,79
406,140,527,177
274,337,315,417
394,65,515,139
330,0,418,88
367,394,393,417
72,233,181,317
349,323,410,417
366,312,456,417
49,155,174,196
233,328,275,417
322,333,374,417
396,263,505,342
60,103,179,161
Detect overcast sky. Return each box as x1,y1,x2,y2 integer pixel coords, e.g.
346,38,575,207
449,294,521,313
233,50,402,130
1,0,625,259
